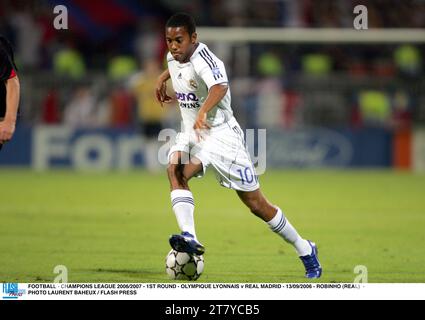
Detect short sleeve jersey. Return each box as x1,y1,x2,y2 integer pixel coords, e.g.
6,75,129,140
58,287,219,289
167,42,233,132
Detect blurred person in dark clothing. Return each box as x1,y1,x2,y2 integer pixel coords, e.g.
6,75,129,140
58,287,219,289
0,35,20,151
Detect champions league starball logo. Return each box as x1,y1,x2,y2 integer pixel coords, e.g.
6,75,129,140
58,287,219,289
212,67,223,78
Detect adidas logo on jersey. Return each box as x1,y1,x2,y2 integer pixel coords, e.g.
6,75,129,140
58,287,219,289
178,73,182,79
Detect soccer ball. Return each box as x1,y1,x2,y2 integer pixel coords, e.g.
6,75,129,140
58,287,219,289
165,249,204,281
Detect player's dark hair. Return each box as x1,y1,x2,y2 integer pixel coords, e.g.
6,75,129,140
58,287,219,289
166,13,196,36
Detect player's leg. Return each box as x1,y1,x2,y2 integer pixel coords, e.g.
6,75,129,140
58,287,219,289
167,151,205,254
236,189,311,255
237,189,322,278
202,117,321,277
167,151,203,190
167,151,202,237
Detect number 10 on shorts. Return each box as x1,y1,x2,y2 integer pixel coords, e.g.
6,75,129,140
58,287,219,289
237,167,258,185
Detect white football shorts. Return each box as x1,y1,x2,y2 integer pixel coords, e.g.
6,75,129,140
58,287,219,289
168,117,260,192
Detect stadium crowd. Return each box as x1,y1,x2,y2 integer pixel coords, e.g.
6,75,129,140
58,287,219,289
0,0,423,130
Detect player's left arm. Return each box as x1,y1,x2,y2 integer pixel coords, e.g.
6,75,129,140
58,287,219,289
0,75,20,144
193,83,228,130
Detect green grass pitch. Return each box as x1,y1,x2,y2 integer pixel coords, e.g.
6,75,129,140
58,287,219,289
0,169,424,283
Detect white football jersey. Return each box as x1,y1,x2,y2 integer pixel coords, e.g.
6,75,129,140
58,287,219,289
167,42,233,131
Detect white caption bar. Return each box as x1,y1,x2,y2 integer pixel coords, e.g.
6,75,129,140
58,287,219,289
2,283,425,300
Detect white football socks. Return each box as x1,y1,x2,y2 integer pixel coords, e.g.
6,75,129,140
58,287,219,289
267,207,312,257
171,189,197,240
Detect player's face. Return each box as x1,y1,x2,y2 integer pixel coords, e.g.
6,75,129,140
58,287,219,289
166,27,197,63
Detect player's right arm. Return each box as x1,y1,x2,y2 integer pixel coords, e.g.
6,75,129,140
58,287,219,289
155,68,173,107
0,74,20,144
0,39,20,144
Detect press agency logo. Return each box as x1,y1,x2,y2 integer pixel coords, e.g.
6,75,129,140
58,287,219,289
2,283,26,299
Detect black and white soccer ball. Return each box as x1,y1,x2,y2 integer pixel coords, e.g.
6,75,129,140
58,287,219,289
165,249,204,281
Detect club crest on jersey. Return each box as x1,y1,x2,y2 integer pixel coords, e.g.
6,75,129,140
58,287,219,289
189,79,198,89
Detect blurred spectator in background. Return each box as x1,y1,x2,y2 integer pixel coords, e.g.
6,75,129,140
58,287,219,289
109,85,134,128
392,90,412,129
108,55,138,81
53,44,86,79
301,53,332,76
257,52,284,78
63,86,97,128
394,45,422,78
0,0,423,131
358,90,391,127
281,89,302,129
256,51,284,128
9,5,42,70
130,59,166,172
41,89,61,124
230,77,256,129
106,53,139,128
134,18,166,68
